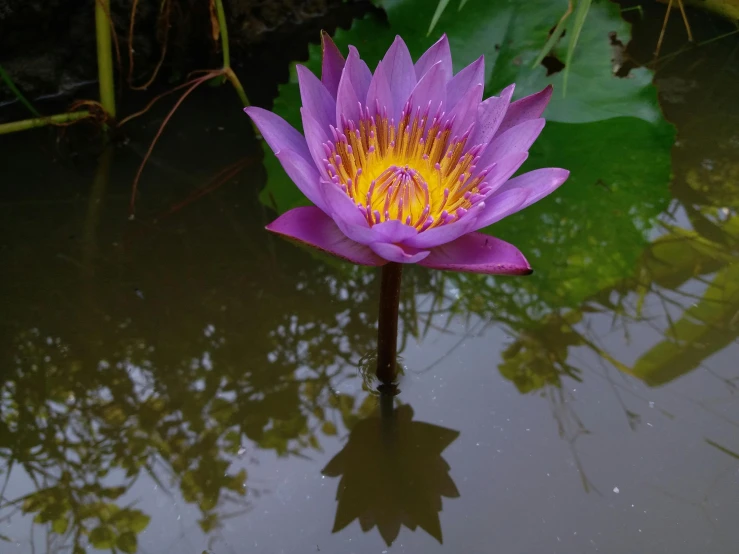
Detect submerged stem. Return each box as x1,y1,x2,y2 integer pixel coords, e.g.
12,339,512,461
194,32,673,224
376,262,403,384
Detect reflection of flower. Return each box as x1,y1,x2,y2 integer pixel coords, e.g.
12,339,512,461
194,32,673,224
322,403,460,545
246,33,568,273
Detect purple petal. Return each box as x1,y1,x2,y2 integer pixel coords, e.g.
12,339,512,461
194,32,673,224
368,220,419,243
381,36,416,121
496,85,553,136
420,232,532,275
479,152,529,196
370,242,430,264
469,84,515,147
492,168,569,210
267,207,384,266
321,180,376,244
297,65,336,131
275,149,329,213
300,108,330,179
405,61,448,120
477,118,545,169
446,56,484,111
415,34,452,81
321,31,345,99
366,60,394,117
336,47,372,124
244,107,311,163
472,187,529,230
402,202,486,249
335,75,361,128
445,84,482,141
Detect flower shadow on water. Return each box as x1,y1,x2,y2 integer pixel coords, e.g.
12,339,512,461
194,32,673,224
322,402,460,546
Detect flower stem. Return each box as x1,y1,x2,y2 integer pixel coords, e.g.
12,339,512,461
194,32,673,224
376,262,402,384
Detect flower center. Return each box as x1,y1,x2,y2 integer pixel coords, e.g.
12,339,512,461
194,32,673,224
322,103,491,229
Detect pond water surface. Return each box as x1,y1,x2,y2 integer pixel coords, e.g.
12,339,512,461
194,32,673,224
1,10,739,554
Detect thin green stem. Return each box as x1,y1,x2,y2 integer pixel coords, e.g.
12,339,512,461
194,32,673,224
0,112,90,135
563,0,592,96
95,0,116,118
214,0,232,70
0,64,41,117
376,263,403,384
215,0,252,111
224,68,250,108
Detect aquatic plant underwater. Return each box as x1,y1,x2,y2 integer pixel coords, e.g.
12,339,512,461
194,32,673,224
247,34,569,383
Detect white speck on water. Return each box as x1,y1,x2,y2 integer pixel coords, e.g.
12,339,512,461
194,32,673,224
476,442,480,446
613,487,620,494
238,447,247,456
177,514,181,521
647,423,653,427
526,428,530,431
649,401,655,408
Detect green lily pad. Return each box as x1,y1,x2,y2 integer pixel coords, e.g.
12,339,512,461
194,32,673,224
481,116,674,311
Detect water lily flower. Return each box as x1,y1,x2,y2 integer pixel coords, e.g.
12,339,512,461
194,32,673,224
246,33,569,275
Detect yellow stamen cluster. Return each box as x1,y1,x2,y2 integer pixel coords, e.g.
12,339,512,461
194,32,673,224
322,104,491,229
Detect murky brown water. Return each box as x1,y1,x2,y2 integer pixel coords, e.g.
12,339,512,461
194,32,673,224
2,8,739,554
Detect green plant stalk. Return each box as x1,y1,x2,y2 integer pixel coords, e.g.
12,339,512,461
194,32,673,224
427,0,451,35
563,0,592,95
95,0,116,118
0,112,91,135
0,64,41,117
214,0,232,70
214,0,250,108
531,8,572,69
224,68,249,108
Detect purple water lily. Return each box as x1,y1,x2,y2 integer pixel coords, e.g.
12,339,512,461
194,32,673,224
246,33,568,275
